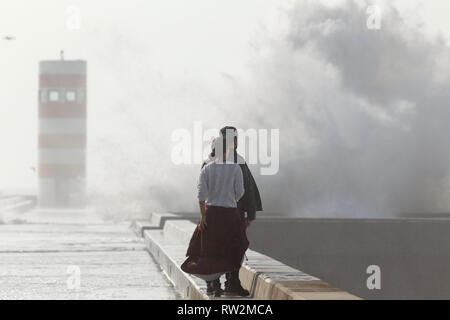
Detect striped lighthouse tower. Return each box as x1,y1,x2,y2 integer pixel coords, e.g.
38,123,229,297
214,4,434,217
38,53,87,208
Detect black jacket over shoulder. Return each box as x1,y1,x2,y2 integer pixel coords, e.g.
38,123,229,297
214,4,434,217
201,152,263,220
237,161,262,220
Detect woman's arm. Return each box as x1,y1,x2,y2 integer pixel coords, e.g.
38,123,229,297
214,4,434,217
197,167,208,231
199,201,207,231
234,165,245,201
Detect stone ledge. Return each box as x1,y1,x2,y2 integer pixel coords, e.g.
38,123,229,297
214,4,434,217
143,229,209,300
131,220,158,237
134,213,361,300
132,213,200,237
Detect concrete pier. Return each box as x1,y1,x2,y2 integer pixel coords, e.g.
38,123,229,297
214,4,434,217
174,213,450,299
246,216,450,299
0,221,180,299
5,206,440,299
133,212,360,300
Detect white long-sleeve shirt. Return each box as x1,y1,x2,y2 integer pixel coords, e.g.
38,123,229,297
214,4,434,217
197,161,244,208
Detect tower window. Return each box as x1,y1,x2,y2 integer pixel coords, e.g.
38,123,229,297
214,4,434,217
48,90,60,102
65,90,77,102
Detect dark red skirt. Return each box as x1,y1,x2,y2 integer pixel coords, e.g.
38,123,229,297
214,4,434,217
180,206,249,276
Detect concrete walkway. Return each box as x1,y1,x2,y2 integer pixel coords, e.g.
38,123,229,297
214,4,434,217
0,222,181,299
134,213,360,300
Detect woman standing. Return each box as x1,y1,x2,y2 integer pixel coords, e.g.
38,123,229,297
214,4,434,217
181,136,248,297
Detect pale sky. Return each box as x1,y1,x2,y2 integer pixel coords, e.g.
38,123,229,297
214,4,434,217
0,0,281,191
1,0,450,195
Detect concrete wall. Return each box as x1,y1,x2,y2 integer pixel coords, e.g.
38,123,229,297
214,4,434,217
243,218,450,299
136,215,360,300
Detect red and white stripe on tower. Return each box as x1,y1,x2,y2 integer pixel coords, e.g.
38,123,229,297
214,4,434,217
38,57,87,208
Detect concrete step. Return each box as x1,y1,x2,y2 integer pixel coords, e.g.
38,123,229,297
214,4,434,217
150,212,199,226
143,228,254,300
131,212,199,237
143,229,209,300
131,220,159,237
135,213,361,300
162,219,197,244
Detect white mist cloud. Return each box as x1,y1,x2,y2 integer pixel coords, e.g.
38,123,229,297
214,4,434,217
239,0,450,217
2,0,450,218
